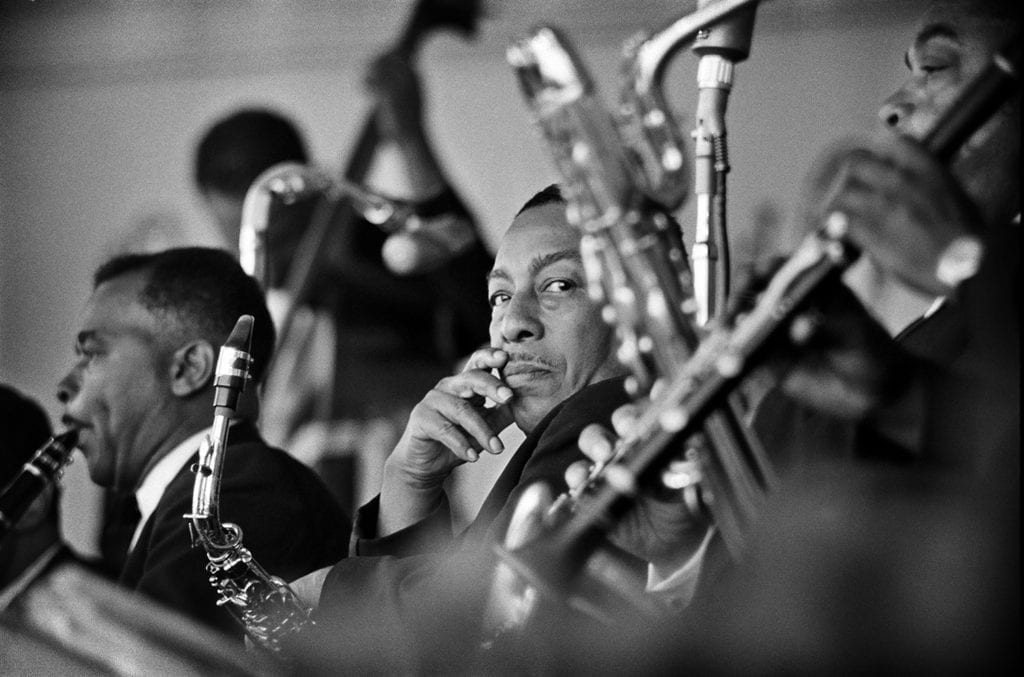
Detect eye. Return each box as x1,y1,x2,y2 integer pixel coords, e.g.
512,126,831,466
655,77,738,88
542,279,577,294
489,291,511,308
76,341,103,364
919,62,949,75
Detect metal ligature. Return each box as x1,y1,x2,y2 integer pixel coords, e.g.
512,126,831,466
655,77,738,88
185,315,313,657
497,12,773,619
499,26,1021,617
0,430,79,543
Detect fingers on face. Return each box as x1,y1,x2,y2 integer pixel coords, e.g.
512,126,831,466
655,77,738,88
439,368,513,406
422,390,504,461
462,347,509,374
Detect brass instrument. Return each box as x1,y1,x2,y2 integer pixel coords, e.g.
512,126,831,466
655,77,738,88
0,430,78,543
498,27,1020,611
239,162,333,290
621,0,763,324
185,315,313,657
507,20,772,563
239,162,479,292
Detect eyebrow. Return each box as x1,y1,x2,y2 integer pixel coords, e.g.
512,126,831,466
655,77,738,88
905,23,961,68
486,248,583,285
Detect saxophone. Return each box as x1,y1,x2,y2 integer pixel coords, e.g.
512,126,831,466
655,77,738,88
497,19,1020,614
506,21,772,564
483,20,777,638
185,314,313,657
0,430,78,543
620,0,762,324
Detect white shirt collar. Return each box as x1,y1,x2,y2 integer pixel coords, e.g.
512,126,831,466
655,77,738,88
129,427,210,552
923,296,946,319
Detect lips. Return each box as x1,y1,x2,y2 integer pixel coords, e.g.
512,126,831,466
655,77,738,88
60,416,89,451
502,361,552,385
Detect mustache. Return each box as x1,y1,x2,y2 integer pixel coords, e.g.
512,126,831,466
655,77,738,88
502,352,558,370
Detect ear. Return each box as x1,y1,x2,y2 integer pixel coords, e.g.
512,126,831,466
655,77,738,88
169,340,217,397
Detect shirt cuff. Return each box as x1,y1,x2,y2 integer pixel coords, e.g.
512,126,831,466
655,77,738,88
645,527,715,609
350,492,454,558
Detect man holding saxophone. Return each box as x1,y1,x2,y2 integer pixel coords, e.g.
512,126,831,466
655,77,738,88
56,247,350,640
559,0,1018,670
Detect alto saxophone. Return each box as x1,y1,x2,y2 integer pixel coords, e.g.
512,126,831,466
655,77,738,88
0,430,78,543
185,315,313,657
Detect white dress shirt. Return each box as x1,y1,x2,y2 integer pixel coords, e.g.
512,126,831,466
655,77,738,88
129,427,210,552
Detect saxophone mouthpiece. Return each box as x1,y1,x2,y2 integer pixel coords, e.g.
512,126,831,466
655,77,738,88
214,315,255,412
225,315,254,354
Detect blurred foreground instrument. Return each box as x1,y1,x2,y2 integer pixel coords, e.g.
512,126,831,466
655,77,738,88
507,7,772,554
487,7,774,631
3,563,275,676
497,27,1020,620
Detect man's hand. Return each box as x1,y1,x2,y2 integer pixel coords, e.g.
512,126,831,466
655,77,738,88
379,347,516,535
567,398,712,573
808,133,984,296
776,283,911,420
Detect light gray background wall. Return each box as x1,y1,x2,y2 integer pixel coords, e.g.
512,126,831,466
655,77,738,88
1,0,926,554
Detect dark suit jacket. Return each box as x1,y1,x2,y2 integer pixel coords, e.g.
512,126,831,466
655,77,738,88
120,421,350,639
752,223,1019,477
305,376,631,672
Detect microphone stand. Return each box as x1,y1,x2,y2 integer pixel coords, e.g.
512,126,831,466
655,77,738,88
691,0,758,326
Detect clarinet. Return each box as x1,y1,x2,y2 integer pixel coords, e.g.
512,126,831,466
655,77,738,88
500,31,1021,602
0,430,78,543
184,315,313,658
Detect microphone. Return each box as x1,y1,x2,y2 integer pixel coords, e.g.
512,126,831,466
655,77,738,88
692,0,756,61
691,0,756,129
690,0,760,325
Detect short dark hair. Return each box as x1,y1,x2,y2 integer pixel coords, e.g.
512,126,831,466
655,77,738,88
0,384,52,488
515,183,565,216
194,108,309,198
964,0,1021,21
94,248,276,383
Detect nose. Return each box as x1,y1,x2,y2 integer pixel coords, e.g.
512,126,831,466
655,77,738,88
878,85,912,131
56,367,80,405
499,293,543,344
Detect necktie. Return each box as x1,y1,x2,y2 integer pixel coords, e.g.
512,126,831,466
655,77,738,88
98,490,140,577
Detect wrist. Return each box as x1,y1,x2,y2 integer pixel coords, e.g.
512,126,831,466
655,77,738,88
382,452,449,493
379,458,446,537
